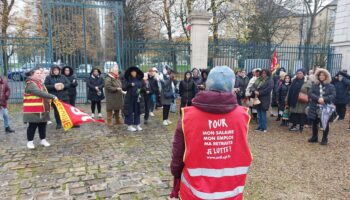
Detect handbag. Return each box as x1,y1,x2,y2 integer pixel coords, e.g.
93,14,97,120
253,97,261,106
164,90,175,99
298,92,309,103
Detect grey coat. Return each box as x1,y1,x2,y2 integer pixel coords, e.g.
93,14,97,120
23,81,56,123
161,79,174,105
288,78,312,114
104,74,124,111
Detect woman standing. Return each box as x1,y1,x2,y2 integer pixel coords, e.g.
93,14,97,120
179,71,196,109
287,69,311,132
308,69,336,145
104,65,124,127
23,68,57,149
62,66,78,106
331,71,350,120
122,66,145,132
148,68,159,116
87,68,105,118
161,70,175,126
277,75,291,126
251,69,274,133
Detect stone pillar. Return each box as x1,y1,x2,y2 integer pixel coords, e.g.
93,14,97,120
332,0,350,71
188,11,212,70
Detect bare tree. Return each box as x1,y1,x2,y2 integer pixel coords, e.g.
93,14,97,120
0,0,15,75
303,0,325,46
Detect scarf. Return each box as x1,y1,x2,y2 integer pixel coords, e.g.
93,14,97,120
288,78,304,108
254,77,266,89
108,72,119,79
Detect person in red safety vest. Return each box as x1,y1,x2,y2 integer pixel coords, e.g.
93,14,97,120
170,66,252,199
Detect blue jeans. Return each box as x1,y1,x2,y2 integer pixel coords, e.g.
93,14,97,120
2,108,10,128
150,94,156,112
257,109,267,130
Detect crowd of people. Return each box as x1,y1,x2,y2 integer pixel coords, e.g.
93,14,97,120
1,63,349,148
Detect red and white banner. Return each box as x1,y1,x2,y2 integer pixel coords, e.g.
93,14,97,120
53,100,104,131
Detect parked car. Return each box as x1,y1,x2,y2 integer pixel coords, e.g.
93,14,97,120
76,64,92,78
103,61,117,73
7,63,53,81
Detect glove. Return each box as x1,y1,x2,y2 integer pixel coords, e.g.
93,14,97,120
169,177,181,198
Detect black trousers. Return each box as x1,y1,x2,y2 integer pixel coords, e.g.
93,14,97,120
335,104,346,120
69,95,77,107
180,100,192,114
52,104,61,126
312,117,329,140
144,96,150,121
163,105,171,120
27,122,47,141
91,100,102,114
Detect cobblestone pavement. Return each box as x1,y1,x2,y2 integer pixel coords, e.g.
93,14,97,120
0,104,174,200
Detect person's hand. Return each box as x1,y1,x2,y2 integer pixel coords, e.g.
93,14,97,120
146,91,150,94
52,96,58,101
131,83,135,87
73,79,76,83
117,88,122,91
255,91,259,96
318,97,325,104
95,86,99,91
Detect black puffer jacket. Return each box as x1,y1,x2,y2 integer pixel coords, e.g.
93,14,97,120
62,66,78,97
308,69,336,120
45,66,70,102
277,83,290,111
148,74,159,95
87,68,105,101
179,71,196,104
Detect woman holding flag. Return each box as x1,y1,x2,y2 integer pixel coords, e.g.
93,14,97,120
23,67,57,149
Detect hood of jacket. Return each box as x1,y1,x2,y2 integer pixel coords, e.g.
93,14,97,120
62,66,74,76
192,90,238,114
314,68,332,85
50,65,61,76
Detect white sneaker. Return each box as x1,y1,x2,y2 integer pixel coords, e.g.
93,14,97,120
127,126,137,132
47,121,52,125
27,141,35,149
166,119,172,124
136,125,143,131
40,139,51,147
163,120,169,126
91,114,95,118
98,113,103,118
149,112,155,117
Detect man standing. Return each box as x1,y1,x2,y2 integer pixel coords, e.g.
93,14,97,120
170,66,252,199
0,77,15,133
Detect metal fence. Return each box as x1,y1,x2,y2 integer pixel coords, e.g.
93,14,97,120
0,36,48,103
208,41,342,76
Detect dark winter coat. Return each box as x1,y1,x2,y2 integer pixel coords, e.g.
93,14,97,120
122,78,145,116
171,90,239,178
44,66,70,102
105,73,123,111
23,79,56,123
0,78,10,108
235,75,250,98
179,72,196,104
122,67,145,116
308,69,336,120
331,73,350,105
62,66,78,97
277,83,290,111
287,77,312,114
252,77,274,111
272,68,286,107
87,68,105,101
148,74,159,95
161,77,174,106
192,76,202,94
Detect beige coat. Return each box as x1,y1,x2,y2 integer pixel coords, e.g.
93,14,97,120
104,74,124,111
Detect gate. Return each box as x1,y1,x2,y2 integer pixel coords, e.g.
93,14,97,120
42,0,124,102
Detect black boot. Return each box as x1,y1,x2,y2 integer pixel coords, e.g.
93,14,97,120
5,127,15,133
299,125,304,133
308,131,318,143
320,131,328,145
56,124,62,130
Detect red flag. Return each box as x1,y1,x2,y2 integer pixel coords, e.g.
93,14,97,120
270,51,279,75
53,100,104,131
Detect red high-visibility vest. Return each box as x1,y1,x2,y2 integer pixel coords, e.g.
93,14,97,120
180,106,252,200
23,80,48,113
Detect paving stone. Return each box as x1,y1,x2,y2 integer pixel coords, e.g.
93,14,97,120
89,183,107,192
69,187,87,195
